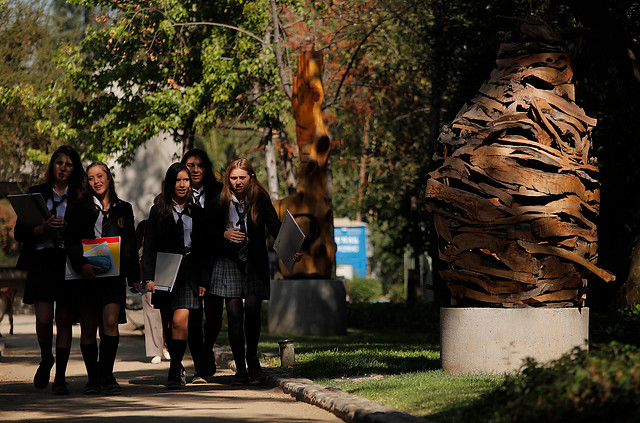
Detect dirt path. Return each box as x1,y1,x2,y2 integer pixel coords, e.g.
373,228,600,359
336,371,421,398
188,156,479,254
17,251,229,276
0,312,343,423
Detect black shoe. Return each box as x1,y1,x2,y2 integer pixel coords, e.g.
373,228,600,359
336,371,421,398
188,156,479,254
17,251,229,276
33,359,54,390
248,366,263,385
231,372,249,386
167,374,186,390
102,376,122,395
83,382,100,395
52,379,69,396
191,375,207,384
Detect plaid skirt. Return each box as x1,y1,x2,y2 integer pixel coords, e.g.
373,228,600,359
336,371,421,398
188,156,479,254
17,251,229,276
210,257,268,299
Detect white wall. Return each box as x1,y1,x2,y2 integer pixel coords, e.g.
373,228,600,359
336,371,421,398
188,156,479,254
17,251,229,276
110,132,181,224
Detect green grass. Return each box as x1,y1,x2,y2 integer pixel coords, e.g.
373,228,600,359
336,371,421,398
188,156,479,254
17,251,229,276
249,329,503,421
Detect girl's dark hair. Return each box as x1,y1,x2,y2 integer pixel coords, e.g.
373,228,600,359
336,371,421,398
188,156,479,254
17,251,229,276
45,145,85,197
220,158,269,224
181,148,216,188
159,162,192,220
86,162,119,204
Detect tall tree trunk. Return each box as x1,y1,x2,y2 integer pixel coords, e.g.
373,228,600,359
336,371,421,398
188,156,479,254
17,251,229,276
278,128,297,194
426,0,447,306
356,114,370,221
264,126,279,200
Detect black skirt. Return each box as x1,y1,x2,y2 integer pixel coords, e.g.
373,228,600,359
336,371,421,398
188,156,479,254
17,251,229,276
23,248,76,305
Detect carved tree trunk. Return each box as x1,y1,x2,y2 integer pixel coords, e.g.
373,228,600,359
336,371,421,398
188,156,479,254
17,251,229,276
426,19,614,308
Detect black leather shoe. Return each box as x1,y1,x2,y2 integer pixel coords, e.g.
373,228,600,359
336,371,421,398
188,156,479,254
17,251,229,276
52,380,69,395
33,359,54,390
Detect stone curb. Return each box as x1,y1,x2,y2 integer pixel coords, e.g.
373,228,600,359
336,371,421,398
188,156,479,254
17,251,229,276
214,347,430,423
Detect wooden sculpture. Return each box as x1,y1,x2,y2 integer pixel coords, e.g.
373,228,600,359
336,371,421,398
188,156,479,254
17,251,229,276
426,19,615,308
273,51,336,278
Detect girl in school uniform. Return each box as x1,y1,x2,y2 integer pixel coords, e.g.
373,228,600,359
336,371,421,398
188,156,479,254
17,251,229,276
142,162,209,390
180,149,223,383
65,162,140,395
209,158,300,385
14,145,85,395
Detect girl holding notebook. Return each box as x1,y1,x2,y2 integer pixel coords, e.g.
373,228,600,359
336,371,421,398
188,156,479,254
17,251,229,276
209,158,301,385
65,162,139,395
14,145,85,395
142,162,209,390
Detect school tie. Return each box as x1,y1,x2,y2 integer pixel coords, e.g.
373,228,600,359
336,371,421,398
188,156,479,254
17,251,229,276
100,209,110,235
234,203,249,262
176,208,186,252
50,195,66,247
193,190,203,208
50,195,66,217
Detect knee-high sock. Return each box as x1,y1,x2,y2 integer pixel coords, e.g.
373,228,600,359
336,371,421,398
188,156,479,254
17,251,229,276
54,347,71,381
188,308,203,374
99,335,119,380
168,340,187,376
226,298,246,374
80,343,99,385
38,339,54,364
244,296,262,362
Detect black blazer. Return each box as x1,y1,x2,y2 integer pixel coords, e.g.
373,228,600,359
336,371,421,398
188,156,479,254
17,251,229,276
65,197,140,287
14,183,78,270
142,202,209,294
210,191,280,285
197,180,223,210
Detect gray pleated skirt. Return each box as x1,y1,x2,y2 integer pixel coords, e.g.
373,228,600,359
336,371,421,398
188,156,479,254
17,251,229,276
209,257,268,299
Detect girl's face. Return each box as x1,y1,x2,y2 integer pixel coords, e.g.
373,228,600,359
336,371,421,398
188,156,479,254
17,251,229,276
185,156,205,189
229,168,251,197
53,154,74,185
174,170,191,200
87,165,111,198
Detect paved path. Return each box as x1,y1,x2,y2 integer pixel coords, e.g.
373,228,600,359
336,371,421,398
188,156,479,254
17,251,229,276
0,312,343,423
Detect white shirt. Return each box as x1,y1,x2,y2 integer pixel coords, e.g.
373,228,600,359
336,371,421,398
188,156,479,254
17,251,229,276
172,202,192,248
34,186,69,250
93,196,111,238
227,195,249,240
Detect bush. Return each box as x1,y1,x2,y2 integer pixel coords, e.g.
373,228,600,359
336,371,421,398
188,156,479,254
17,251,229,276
347,300,440,335
456,342,640,423
346,277,383,303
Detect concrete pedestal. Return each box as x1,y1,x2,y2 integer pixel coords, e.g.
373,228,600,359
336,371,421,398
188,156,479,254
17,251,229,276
268,279,346,336
440,307,589,374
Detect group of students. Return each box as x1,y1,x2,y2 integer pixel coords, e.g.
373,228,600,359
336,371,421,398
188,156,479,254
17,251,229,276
15,145,297,395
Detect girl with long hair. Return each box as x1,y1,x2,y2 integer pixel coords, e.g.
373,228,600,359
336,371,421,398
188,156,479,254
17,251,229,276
180,149,223,383
142,163,209,390
14,145,85,395
65,162,140,395
209,158,300,385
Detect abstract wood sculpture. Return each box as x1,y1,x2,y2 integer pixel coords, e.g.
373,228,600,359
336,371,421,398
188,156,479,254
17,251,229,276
273,51,336,278
426,19,615,307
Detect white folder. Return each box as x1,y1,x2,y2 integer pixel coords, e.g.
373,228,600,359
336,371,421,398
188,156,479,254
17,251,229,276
154,252,183,292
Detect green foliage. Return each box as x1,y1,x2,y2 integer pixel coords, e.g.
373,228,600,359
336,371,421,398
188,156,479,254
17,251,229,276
346,300,440,334
61,0,290,164
591,305,640,346
346,277,383,303
455,343,640,423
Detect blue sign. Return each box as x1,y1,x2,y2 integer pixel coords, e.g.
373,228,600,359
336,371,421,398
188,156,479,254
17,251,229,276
334,226,367,278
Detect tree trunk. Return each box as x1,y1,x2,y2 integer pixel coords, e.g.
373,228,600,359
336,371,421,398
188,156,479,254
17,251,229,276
264,126,280,200
624,238,640,305
356,114,370,221
278,128,297,194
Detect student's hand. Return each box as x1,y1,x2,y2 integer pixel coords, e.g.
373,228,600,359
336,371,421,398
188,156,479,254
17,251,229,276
198,286,206,297
224,228,246,243
293,252,304,262
145,281,156,293
34,216,65,235
81,263,99,280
